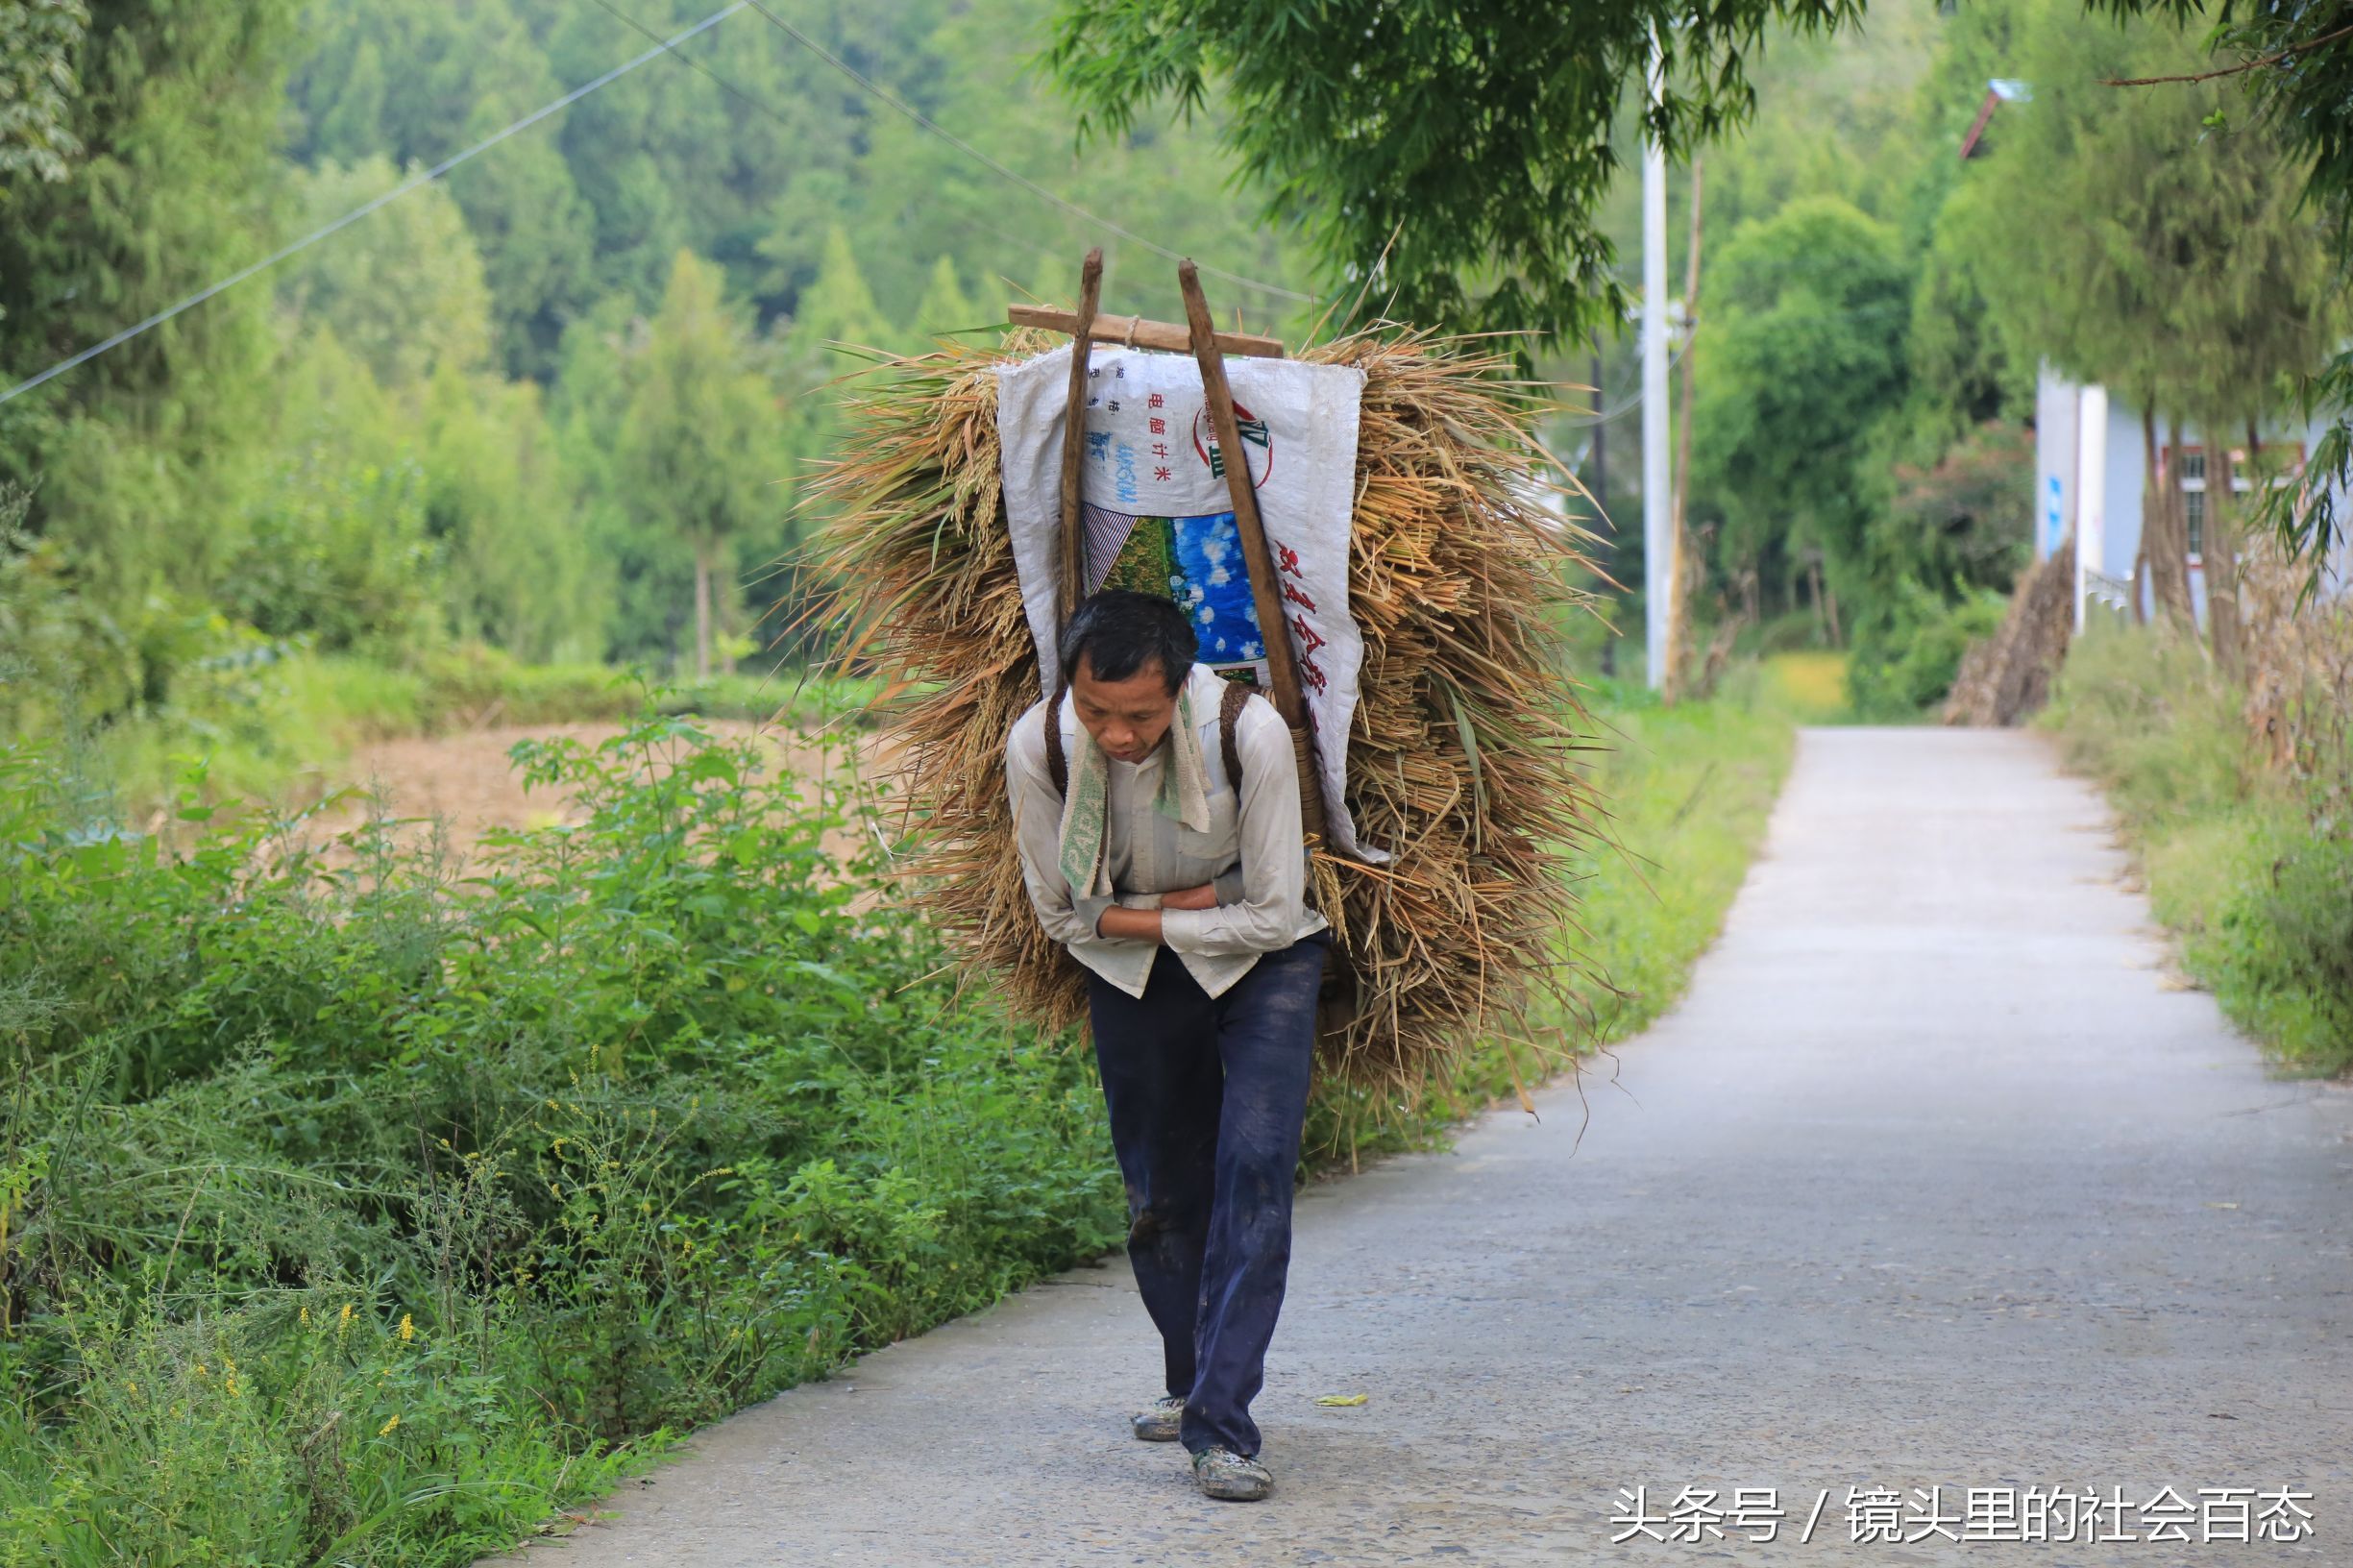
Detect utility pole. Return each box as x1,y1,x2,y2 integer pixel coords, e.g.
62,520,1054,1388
1642,28,1672,691
1663,153,1703,701
1589,334,1607,529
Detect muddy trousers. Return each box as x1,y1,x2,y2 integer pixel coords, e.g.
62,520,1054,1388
1084,929,1331,1458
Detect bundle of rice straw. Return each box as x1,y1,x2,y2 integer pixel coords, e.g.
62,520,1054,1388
798,326,1605,1096
1942,540,2074,727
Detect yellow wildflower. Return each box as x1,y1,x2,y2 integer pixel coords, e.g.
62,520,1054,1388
379,1413,400,1436
299,1306,309,1327
398,1313,414,1343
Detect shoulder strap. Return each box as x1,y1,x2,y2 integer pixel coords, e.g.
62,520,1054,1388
1219,677,1250,796
1043,679,1068,797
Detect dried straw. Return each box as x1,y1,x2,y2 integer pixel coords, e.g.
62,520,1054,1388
1944,541,2075,727
797,326,1606,1096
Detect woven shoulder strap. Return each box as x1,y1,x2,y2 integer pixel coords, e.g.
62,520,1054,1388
1043,679,1068,797
1218,677,1250,796
1042,674,1249,798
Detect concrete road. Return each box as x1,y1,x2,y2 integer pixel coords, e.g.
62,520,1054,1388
491,728,2353,1566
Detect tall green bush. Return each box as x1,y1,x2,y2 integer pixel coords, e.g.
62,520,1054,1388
0,703,1124,1564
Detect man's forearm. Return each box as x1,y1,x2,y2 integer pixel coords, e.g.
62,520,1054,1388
1094,904,1164,944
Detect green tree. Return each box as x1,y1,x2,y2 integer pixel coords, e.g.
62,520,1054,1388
1953,0,2342,647
1047,0,1867,349
786,225,890,357
221,327,442,654
0,0,87,191
279,155,495,388
2097,0,2353,568
616,250,779,678
0,0,302,704
913,256,980,341
551,294,674,665
286,0,597,376
422,363,607,662
1692,196,1910,631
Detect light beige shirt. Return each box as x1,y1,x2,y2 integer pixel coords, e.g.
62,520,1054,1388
1004,660,1329,1000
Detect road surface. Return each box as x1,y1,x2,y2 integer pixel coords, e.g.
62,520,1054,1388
490,727,2353,1565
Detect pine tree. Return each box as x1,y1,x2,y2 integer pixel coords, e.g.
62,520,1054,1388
913,256,980,343
616,250,777,679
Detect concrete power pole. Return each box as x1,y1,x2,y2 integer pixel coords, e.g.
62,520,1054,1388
1642,30,1672,691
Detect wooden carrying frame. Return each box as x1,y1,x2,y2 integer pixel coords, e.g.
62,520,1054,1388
1021,249,1329,849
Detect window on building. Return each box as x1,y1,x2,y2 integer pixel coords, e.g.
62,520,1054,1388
2180,449,2208,561
2163,442,2302,565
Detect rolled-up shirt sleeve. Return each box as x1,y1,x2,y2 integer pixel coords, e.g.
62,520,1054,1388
1158,699,1314,957
1004,705,1140,954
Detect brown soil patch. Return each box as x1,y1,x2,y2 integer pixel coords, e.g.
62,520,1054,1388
302,720,902,872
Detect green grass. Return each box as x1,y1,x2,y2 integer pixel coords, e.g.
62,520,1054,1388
2040,616,2351,1075
0,660,1802,1564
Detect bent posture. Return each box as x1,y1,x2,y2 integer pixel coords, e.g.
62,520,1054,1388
1003,588,1330,1502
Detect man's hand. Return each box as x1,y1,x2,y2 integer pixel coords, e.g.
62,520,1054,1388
1161,883,1220,911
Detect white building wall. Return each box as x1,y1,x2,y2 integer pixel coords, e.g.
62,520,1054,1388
2034,364,2077,563
2033,363,2353,620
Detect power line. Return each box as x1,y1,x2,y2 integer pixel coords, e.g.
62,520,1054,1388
0,3,750,407
722,0,1315,306
1556,334,1691,429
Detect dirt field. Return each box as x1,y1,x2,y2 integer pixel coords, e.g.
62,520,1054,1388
301,720,901,870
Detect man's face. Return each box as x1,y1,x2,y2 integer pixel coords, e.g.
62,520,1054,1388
1070,652,1179,765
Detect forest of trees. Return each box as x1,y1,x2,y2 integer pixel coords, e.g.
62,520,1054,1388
0,0,1311,738
2,0,2344,737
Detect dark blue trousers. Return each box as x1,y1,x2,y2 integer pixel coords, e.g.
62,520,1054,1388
1085,929,1332,1458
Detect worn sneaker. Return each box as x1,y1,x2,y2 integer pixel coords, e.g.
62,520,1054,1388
1190,1445,1273,1502
1131,1394,1186,1442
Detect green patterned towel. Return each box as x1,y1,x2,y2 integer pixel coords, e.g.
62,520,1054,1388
1056,674,1213,897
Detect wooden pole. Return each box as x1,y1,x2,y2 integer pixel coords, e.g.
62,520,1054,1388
1176,261,1305,725
1058,249,1104,620
1010,305,1282,359
1175,259,1327,845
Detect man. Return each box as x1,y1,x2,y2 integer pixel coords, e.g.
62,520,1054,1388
1003,587,1333,1503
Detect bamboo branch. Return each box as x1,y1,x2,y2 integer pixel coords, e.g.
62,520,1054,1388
2102,22,2353,87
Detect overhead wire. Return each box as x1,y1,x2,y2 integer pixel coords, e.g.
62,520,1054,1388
1556,332,1692,429
0,3,750,407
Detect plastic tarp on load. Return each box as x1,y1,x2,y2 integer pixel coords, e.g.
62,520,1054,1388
994,342,1382,861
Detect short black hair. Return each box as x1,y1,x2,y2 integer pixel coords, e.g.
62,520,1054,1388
1058,588,1197,695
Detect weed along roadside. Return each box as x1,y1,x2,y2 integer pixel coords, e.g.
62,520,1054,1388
0,662,1802,1564
2039,612,2353,1077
